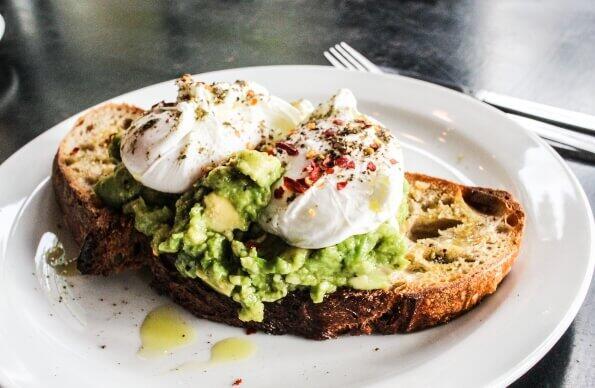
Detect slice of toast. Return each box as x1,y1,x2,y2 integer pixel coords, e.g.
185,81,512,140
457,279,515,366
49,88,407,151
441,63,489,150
52,104,524,338
149,173,524,339
52,103,151,275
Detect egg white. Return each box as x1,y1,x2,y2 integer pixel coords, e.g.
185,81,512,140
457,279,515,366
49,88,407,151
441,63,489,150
120,77,312,193
258,89,405,249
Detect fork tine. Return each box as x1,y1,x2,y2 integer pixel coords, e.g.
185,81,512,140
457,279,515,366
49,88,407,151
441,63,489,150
333,44,367,72
328,47,357,71
324,51,346,70
339,42,383,74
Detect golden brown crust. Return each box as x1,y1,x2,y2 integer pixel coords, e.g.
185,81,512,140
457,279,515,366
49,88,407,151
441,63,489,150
376,173,525,333
52,103,149,275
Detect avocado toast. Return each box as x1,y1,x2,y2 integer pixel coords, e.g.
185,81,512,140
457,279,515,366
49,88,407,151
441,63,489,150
52,98,524,339
52,103,149,275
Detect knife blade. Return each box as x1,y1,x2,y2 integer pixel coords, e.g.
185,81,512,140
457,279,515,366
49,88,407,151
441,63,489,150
389,68,595,136
476,90,595,135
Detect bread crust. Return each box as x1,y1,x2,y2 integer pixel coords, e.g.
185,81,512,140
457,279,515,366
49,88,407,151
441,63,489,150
52,103,150,275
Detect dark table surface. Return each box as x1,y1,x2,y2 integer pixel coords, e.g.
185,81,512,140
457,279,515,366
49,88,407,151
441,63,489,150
0,0,593,386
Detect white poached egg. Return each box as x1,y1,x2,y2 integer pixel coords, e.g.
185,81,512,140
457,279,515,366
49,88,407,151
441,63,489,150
120,75,312,193
258,89,405,249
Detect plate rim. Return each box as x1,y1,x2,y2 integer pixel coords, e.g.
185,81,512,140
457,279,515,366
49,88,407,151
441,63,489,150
0,65,593,387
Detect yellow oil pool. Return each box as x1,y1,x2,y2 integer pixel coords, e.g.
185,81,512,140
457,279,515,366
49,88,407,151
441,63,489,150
172,337,256,371
45,244,78,276
209,337,256,364
138,304,196,358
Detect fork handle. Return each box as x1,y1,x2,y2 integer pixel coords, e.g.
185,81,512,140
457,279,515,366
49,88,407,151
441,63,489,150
382,68,471,94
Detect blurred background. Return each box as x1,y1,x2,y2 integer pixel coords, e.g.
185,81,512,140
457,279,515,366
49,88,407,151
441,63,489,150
0,1,593,386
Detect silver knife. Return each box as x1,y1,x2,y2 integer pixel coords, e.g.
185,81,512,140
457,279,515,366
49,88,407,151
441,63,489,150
476,90,595,135
390,70,595,161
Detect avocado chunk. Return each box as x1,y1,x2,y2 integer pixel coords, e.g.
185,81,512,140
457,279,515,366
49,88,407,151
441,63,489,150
234,149,283,188
204,192,246,233
94,164,142,208
195,268,234,297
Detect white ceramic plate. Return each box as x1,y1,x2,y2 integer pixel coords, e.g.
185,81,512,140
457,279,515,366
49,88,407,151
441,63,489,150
0,66,593,388
0,14,5,42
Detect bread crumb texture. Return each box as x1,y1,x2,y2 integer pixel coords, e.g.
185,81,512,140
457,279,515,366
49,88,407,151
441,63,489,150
58,104,143,198
403,174,523,288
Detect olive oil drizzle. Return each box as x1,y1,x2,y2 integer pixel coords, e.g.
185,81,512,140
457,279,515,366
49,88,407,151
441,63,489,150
138,304,196,357
209,337,256,364
45,243,79,276
170,336,256,371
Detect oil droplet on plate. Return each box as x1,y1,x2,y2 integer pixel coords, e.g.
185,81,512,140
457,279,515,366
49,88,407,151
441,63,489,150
172,337,256,371
45,244,65,264
138,304,195,358
210,337,256,364
45,243,79,276
53,260,79,276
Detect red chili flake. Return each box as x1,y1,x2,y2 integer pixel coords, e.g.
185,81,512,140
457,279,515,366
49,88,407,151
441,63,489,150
367,162,377,171
276,142,299,156
332,119,344,125
323,129,335,138
232,378,243,386
371,143,380,150
284,177,309,193
336,181,348,190
335,156,355,169
273,186,285,199
308,165,322,183
245,328,257,335
325,167,335,174
335,156,348,167
245,241,259,250
297,178,309,188
390,159,398,165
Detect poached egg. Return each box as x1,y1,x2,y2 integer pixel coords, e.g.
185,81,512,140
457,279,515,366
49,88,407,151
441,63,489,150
120,75,312,193
258,89,405,249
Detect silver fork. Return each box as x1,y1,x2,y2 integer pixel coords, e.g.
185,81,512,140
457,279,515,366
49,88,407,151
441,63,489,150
324,42,595,158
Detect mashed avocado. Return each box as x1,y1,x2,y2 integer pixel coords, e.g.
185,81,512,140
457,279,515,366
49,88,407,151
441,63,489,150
95,148,409,322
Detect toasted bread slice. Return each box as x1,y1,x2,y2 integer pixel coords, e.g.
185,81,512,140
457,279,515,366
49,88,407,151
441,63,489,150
52,103,151,275
148,173,524,339
52,105,524,339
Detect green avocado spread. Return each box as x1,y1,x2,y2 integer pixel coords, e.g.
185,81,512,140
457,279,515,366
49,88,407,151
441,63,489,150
95,144,409,322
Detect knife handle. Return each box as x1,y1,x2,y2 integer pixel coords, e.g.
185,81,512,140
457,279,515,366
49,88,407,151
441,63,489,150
476,90,595,135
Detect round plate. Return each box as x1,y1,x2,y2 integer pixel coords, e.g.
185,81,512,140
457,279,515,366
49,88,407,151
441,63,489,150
0,66,593,388
0,14,4,42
